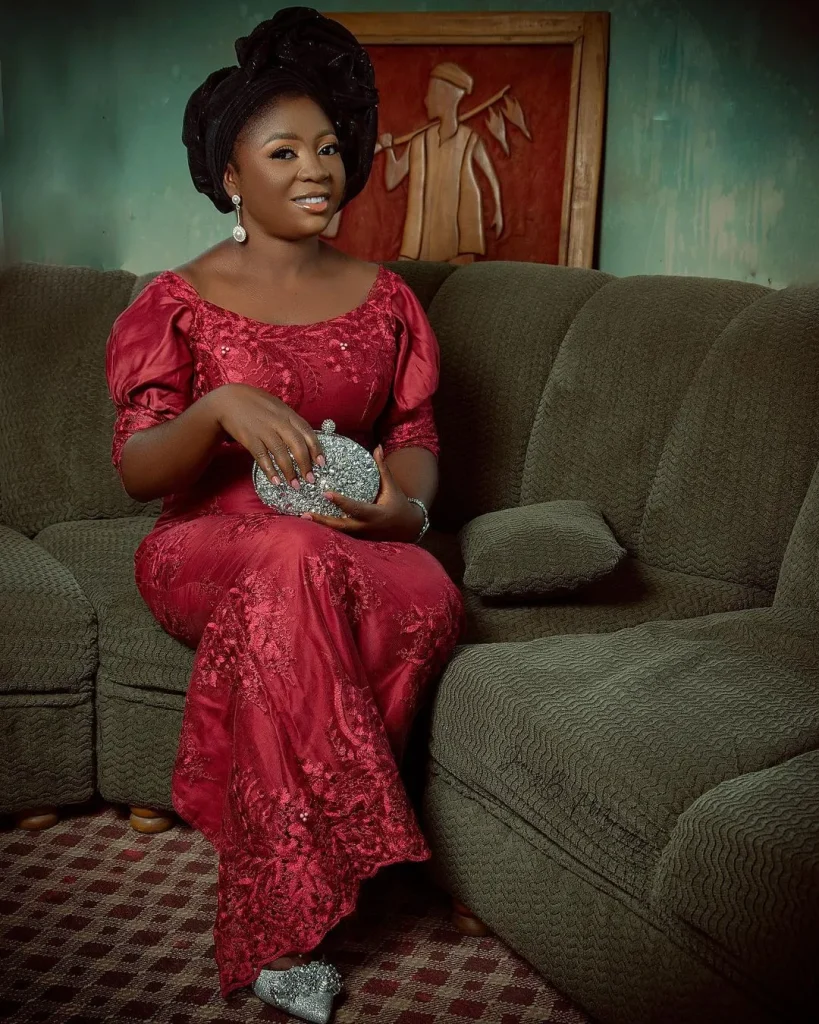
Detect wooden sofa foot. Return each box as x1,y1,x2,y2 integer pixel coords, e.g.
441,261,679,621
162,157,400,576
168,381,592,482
129,806,174,833
15,807,59,830
451,898,491,937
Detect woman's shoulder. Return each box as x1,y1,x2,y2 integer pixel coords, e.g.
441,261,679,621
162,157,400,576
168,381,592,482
110,268,196,343
135,269,197,305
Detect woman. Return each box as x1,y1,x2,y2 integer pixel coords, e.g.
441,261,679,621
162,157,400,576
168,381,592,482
105,8,464,1022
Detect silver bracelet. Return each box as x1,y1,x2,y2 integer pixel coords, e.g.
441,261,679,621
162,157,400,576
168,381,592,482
406,497,430,543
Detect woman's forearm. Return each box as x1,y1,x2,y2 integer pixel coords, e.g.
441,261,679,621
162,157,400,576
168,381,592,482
384,446,438,508
119,391,226,502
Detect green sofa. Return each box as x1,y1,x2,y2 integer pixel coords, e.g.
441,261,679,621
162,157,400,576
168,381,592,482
1,260,817,1022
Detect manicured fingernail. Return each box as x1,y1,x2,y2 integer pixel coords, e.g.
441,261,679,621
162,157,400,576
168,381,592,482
301,513,312,520
290,478,300,490
272,475,281,485
323,491,333,499
317,455,326,467
306,472,315,484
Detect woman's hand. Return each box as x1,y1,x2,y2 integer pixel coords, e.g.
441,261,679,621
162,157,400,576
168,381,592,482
208,383,324,486
301,446,425,542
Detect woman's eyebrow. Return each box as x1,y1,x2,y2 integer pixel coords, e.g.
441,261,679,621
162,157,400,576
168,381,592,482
264,129,337,144
264,131,298,143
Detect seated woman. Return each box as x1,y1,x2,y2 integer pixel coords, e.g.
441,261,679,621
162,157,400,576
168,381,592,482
105,8,465,1022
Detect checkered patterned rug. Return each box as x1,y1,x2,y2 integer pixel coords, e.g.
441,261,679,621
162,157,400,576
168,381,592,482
0,804,589,1023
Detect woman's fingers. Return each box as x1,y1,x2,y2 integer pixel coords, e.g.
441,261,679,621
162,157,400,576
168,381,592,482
252,446,280,484
300,511,359,532
274,428,311,486
299,424,326,471
249,432,282,484
257,431,291,485
322,490,376,519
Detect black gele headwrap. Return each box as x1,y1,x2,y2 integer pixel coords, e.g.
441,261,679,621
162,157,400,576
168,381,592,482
182,7,378,213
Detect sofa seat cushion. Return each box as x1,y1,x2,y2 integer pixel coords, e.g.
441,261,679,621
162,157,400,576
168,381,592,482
428,608,819,902
35,518,194,694
0,524,96,694
462,555,771,644
460,501,626,599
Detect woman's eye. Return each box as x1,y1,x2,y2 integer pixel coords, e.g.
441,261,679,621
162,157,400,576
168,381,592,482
319,143,340,156
271,147,296,159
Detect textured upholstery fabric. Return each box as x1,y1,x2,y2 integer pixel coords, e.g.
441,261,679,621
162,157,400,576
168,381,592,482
652,749,819,1010
96,674,184,809
427,607,819,1018
459,501,626,598
35,518,195,694
0,691,94,814
774,459,819,613
425,262,611,531
430,609,819,895
461,556,771,644
0,523,96,694
34,518,193,810
424,764,780,1024
0,263,156,535
638,285,819,589
520,275,768,551
386,260,455,312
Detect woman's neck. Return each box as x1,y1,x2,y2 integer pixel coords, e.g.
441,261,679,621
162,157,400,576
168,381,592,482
236,230,330,284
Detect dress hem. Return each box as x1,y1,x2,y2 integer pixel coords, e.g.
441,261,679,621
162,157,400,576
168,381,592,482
220,845,432,998
172,798,432,999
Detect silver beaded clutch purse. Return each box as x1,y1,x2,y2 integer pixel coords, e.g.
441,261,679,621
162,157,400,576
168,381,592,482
252,419,380,518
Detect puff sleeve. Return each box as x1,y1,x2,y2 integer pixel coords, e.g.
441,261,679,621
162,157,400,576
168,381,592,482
378,278,441,458
105,275,194,472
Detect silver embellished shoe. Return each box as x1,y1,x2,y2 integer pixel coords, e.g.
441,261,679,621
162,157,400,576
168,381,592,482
252,960,343,1024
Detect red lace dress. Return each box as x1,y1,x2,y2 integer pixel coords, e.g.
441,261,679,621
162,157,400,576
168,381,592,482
105,267,465,996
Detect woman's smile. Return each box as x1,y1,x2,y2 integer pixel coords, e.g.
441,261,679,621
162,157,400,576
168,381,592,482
292,191,331,213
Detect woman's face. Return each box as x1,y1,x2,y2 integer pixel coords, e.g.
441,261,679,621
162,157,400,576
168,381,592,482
224,94,345,241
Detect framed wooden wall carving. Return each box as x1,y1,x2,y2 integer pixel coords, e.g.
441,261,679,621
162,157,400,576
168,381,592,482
326,12,609,268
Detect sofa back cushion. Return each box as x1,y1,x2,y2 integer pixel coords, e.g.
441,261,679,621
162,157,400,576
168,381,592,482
0,263,148,535
520,275,819,593
425,261,611,531
774,460,819,614
638,285,819,591
520,275,768,550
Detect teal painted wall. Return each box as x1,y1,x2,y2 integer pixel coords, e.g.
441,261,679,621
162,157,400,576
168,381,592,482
1,0,817,283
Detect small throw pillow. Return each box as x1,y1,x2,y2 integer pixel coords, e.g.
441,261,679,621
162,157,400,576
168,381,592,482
459,501,626,600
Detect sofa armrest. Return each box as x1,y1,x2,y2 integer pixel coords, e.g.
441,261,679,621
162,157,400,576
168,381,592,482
652,750,819,1005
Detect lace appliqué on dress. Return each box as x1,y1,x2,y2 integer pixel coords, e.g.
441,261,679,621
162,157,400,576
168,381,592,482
213,705,430,994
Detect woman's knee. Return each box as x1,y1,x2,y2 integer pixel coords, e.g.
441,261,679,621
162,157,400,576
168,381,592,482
242,517,335,570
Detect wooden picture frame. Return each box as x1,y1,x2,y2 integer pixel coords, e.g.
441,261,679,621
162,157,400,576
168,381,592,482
328,11,609,268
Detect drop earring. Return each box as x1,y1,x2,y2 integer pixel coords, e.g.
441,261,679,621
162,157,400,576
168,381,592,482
231,195,247,243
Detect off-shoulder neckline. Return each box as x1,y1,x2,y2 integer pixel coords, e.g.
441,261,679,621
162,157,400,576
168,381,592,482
157,265,393,329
